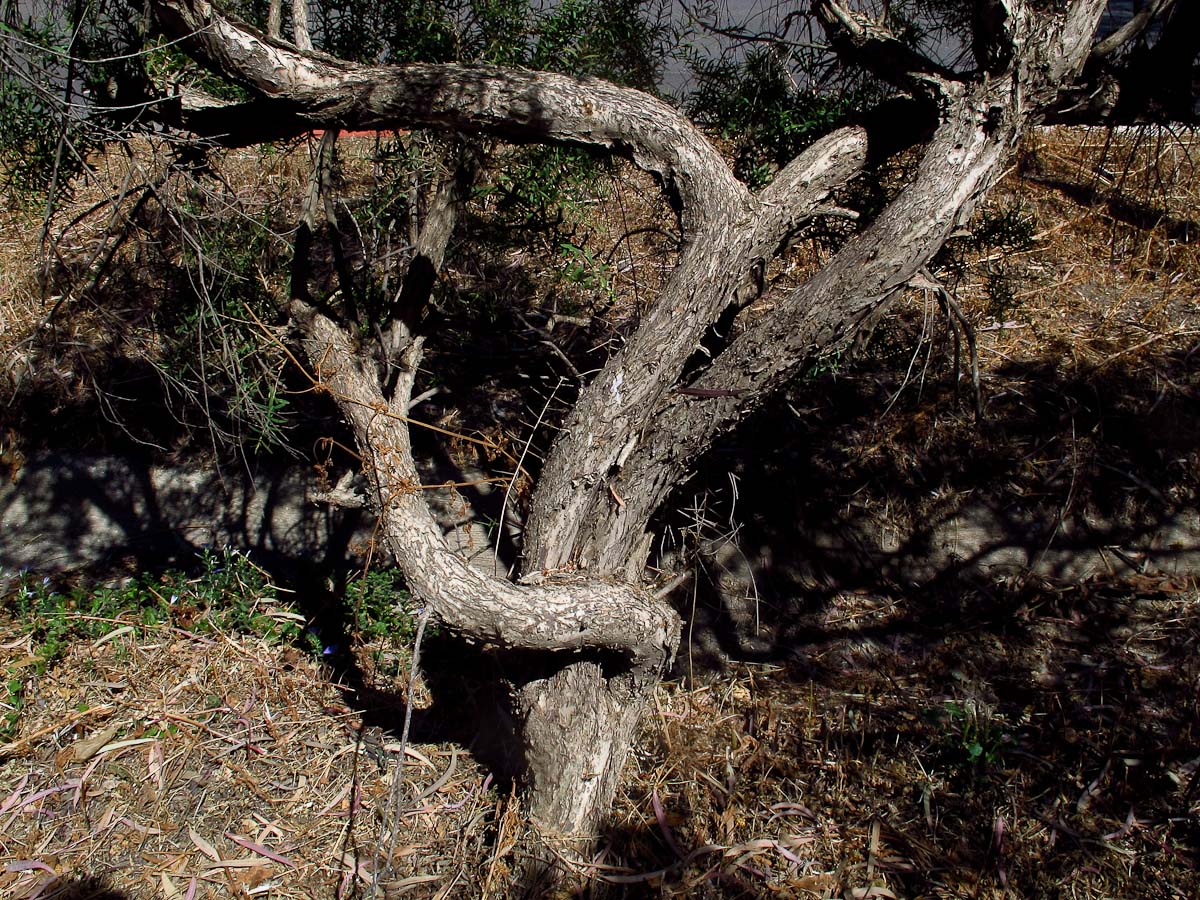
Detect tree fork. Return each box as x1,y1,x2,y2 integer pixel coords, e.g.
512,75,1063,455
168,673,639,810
144,0,1111,884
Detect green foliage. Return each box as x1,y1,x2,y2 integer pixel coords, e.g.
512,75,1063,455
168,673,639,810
558,240,615,306
3,672,22,739
0,12,99,203
487,145,610,232
935,201,1036,319
529,0,666,87
971,203,1037,253
344,568,419,643
156,197,293,451
0,550,293,667
0,552,420,735
341,567,429,681
1,551,422,664
142,36,251,104
929,700,1013,774
0,551,283,737
0,64,68,200
983,265,1020,321
313,0,665,88
687,48,867,187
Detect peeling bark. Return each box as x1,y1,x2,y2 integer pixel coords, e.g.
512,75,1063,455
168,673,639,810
147,0,1111,880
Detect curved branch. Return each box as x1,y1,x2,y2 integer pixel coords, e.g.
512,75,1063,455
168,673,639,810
293,303,680,670
149,0,745,230
523,121,880,571
1091,0,1174,61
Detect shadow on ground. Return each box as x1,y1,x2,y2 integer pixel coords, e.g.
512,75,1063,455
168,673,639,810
2,226,1198,897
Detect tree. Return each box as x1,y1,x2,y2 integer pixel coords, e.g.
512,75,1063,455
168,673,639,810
7,0,1176,887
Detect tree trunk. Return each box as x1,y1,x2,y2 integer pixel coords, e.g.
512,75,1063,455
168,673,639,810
143,0,1111,888
514,662,659,887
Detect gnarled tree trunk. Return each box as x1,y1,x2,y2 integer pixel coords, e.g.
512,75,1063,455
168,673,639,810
145,0,1109,886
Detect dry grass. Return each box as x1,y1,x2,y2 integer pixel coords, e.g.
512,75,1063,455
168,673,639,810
3,573,1196,898
2,126,1199,897
0,614,503,899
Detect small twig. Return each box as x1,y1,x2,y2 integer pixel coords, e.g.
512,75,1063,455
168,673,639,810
653,570,692,601
375,605,432,896
407,386,441,410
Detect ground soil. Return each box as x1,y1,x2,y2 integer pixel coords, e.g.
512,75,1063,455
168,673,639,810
2,127,1198,898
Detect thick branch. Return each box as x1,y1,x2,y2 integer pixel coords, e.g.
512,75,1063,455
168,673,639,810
293,305,679,669
391,142,479,334
150,0,744,231
523,123,880,572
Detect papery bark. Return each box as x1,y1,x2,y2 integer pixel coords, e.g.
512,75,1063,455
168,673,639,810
149,0,1110,882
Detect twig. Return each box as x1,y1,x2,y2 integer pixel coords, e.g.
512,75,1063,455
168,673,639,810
495,378,564,576
374,605,432,896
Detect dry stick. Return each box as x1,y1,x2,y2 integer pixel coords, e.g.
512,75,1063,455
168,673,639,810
38,0,87,296
374,605,432,897
929,273,983,420
913,267,984,420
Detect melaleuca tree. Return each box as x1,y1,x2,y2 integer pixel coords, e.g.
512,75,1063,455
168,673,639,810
5,0,1194,891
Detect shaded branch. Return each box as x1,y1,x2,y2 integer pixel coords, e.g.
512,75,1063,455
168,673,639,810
149,0,746,232
812,0,958,98
1090,0,1174,61
1051,0,1199,125
523,120,887,571
972,0,1015,73
390,140,480,335
543,0,1109,571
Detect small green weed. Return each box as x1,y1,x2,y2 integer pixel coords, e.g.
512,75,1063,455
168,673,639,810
341,568,429,679
559,240,615,306
983,265,1021,320
0,548,301,669
971,203,1037,253
0,553,426,734
345,568,418,643
929,699,1012,775
3,673,23,739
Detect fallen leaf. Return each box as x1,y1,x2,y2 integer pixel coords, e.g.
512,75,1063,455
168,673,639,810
187,828,220,862
69,724,122,762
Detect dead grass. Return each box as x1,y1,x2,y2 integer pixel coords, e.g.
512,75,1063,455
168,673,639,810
1,126,1199,897
2,573,1196,898
0,614,503,899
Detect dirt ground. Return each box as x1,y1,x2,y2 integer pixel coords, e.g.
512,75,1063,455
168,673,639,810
2,127,1199,898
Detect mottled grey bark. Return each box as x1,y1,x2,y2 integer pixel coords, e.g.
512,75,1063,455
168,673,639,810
148,0,1108,877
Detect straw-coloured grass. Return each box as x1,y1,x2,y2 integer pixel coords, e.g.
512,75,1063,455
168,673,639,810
2,125,1199,897
3,571,1196,898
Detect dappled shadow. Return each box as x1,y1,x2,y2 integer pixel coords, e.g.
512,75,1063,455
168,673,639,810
615,314,1199,896
665,329,1199,670
1027,172,1199,243
3,117,1197,895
